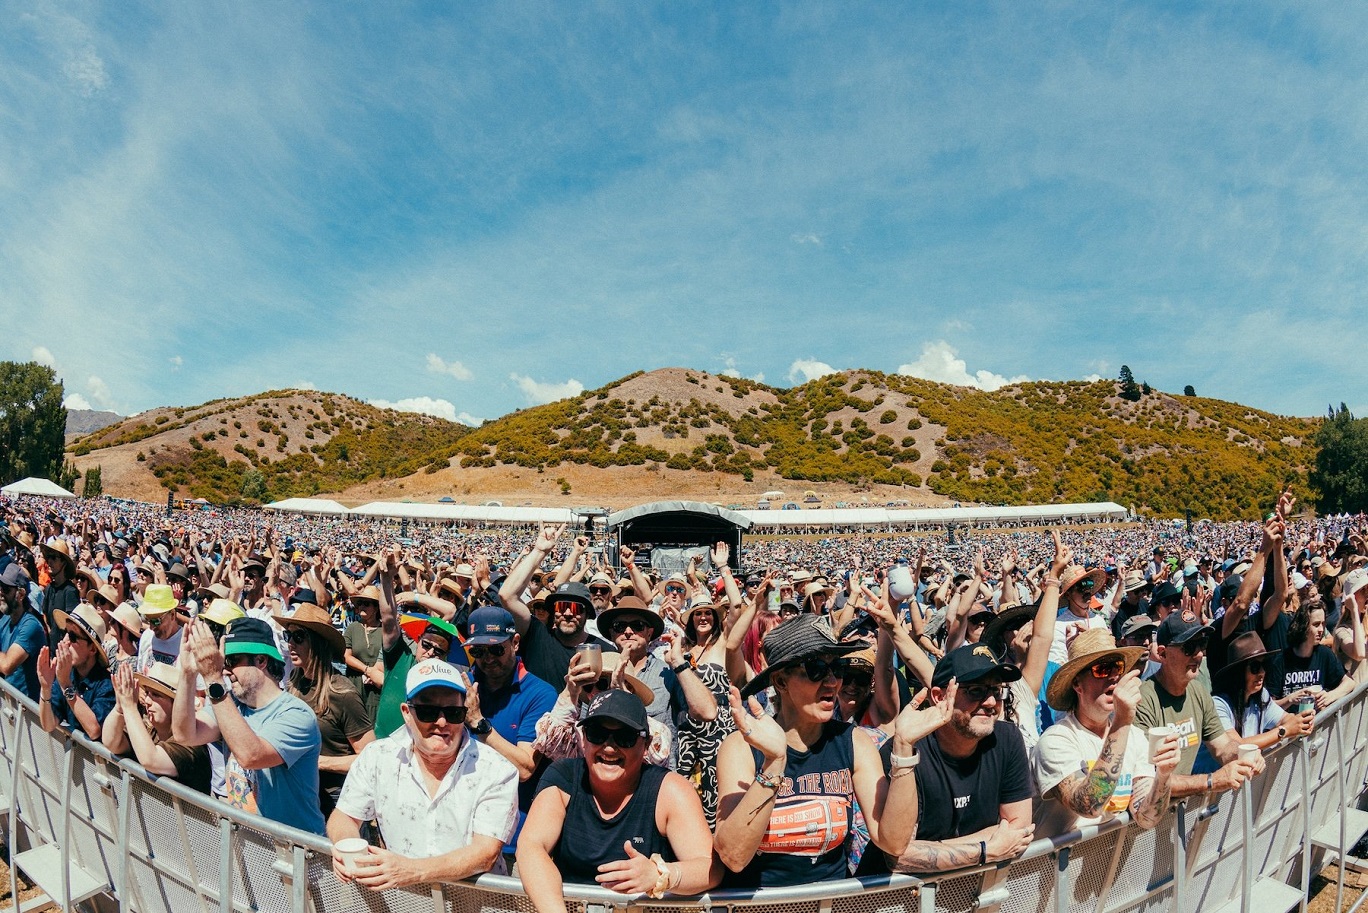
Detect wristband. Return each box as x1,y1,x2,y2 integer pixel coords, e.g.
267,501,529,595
889,751,920,770
754,769,782,790
672,661,693,676
1042,577,1061,589
979,841,987,866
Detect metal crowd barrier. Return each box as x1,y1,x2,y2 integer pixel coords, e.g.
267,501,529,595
3,675,1368,913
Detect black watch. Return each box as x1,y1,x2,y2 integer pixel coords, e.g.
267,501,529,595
470,717,493,736
207,682,229,704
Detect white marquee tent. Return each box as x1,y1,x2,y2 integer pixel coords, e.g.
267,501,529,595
1,477,77,499
347,502,577,524
263,498,351,516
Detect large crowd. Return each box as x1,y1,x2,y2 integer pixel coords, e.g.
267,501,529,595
1,489,1365,908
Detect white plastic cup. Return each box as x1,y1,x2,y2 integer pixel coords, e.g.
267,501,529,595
1147,726,1174,762
333,837,369,875
888,565,917,602
1306,684,1324,695
574,642,603,678
1237,743,1260,765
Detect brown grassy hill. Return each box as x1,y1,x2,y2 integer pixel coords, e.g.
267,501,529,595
68,370,1320,519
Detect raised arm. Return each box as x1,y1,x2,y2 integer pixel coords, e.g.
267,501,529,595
500,524,565,637
1021,533,1068,695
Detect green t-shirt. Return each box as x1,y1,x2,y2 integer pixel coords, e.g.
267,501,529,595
1134,678,1224,777
373,637,416,739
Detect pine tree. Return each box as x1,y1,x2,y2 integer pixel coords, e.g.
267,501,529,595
1118,366,1142,402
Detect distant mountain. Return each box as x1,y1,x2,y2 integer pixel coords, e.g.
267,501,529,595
65,409,123,438
66,370,1320,519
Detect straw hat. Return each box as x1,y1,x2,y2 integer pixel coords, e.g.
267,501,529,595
140,584,178,616
983,601,1039,652
40,539,76,576
135,662,182,700
1045,628,1147,712
352,585,383,604
52,604,109,667
1059,565,1106,596
272,602,345,655
197,582,231,601
89,584,121,610
109,602,144,639
597,651,655,707
74,567,103,592
201,598,247,627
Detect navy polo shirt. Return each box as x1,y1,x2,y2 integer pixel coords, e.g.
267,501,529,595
471,660,557,850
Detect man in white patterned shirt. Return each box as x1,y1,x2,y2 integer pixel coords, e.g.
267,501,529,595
327,659,519,887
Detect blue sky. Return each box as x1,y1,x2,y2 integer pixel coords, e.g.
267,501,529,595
4,2,1365,424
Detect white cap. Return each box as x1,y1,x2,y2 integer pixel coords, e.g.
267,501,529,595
1292,572,1310,591
1343,569,1368,601
405,659,467,700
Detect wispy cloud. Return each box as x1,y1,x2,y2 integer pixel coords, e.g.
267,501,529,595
510,374,584,406
63,393,93,410
32,347,57,369
788,359,840,384
426,353,473,381
896,342,1029,392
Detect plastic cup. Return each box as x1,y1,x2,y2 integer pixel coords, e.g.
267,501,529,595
333,837,369,875
888,566,916,602
574,642,602,678
1306,684,1324,696
1147,726,1174,762
1238,743,1260,765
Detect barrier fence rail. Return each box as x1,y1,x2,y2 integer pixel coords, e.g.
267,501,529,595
3,675,1368,913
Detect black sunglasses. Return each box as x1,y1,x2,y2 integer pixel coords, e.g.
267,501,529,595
582,722,643,748
797,657,846,683
419,638,450,653
409,704,467,725
589,586,613,595
610,618,651,635
284,629,311,645
468,643,507,659
1181,637,1209,656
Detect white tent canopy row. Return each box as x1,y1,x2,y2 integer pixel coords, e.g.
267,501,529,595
1,477,78,499
263,498,351,516
347,501,577,524
738,501,1128,527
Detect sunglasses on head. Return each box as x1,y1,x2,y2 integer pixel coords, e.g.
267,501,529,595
467,643,507,659
409,703,467,725
581,722,644,748
610,618,651,636
960,682,1006,703
1089,659,1125,679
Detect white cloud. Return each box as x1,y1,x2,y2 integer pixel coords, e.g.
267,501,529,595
369,397,481,427
292,380,318,391
169,355,183,368
426,353,473,381
896,341,1030,392
1083,374,1104,383
791,233,822,246
719,356,764,383
63,393,93,410
63,45,109,97
87,375,116,409
32,347,57,369
510,374,583,405
787,359,840,384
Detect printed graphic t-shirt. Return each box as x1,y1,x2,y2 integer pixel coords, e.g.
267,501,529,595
1134,679,1224,777
1031,713,1156,837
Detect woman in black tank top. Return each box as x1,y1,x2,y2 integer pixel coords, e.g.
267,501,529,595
517,690,720,912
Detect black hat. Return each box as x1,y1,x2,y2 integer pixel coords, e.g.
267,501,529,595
581,689,648,733
740,614,862,698
166,562,193,582
222,617,284,663
549,581,595,617
1151,581,1182,604
982,602,1038,651
1156,612,1213,647
598,597,665,641
932,644,1023,689
289,587,319,606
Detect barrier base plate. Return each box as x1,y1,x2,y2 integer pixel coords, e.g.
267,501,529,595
1206,878,1302,913
1311,809,1368,851
11,844,107,907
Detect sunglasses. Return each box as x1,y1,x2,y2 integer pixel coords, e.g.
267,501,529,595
203,620,227,641
841,671,873,689
284,629,314,645
1158,596,1181,608
1246,660,1265,674
797,657,847,683
1074,579,1097,593
582,675,612,694
589,586,613,596
960,683,1007,703
610,618,651,636
1089,660,1125,679
552,600,584,616
64,630,93,646
244,571,265,580
467,644,507,659
581,722,644,748
1180,637,1209,656
419,638,450,653
409,704,467,725
226,655,260,669
664,585,686,595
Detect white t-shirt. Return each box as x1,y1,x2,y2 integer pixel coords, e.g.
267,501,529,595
1010,677,1042,752
1048,609,1110,666
137,626,183,673
1031,712,1156,837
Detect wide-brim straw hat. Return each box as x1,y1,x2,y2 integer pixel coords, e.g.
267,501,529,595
40,539,76,575
197,582,231,601
1059,565,1106,597
140,584,178,616
202,598,247,627
740,614,861,698
352,585,383,604
135,662,182,699
272,602,345,655
1046,628,1147,712
803,581,836,600
597,651,655,707
52,604,109,667
109,602,144,639
74,567,103,592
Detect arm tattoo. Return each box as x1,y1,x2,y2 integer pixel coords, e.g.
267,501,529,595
892,840,982,874
1058,731,1125,817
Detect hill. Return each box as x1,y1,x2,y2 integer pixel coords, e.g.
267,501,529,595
68,370,1319,518
67,390,470,504
65,408,123,439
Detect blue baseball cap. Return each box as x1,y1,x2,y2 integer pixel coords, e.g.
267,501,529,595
466,606,517,645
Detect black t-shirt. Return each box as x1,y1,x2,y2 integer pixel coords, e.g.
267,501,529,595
518,620,616,693
537,758,672,883
909,721,1032,842
1256,612,1291,653
1268,645,1344,699
43,580,80,649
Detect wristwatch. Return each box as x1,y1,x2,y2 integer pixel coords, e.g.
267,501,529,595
207,682,229,704
470,717,493,737
62,685,79,703
890,751,921,770
1277,725,1288,741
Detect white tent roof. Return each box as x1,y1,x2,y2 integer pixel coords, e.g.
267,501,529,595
1,477,77,499
349,501,577,523
263,498,351,516
740,501,1128,527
